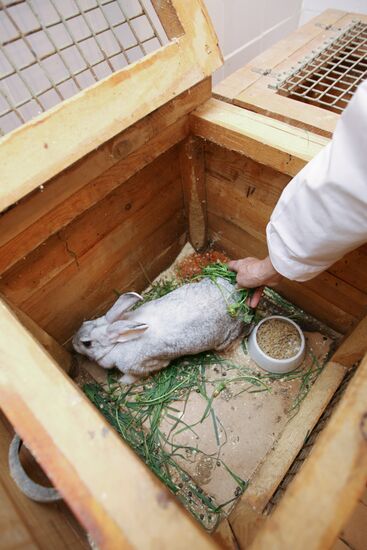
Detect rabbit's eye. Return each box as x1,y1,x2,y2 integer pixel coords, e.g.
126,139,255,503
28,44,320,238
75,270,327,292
83,340,92,348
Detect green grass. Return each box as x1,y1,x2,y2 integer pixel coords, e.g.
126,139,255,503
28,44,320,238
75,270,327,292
193,262,255,324
84,351,253,529
83,260,331,529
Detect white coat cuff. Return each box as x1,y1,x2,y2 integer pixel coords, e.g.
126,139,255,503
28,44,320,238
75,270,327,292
266,223,329,282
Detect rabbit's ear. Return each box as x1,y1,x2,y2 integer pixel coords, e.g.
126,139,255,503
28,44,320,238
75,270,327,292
105,292,143,323
107,321,148,344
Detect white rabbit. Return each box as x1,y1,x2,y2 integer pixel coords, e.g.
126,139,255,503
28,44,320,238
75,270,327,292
72,278,246,384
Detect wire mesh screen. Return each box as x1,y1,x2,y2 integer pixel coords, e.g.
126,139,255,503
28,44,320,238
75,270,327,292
277,21,367,114
0,0,168,136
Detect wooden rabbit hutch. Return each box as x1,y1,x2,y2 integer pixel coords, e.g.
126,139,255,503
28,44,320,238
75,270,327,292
0,2,366,549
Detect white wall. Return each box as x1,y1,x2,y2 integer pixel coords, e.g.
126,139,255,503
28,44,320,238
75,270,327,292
300,0,367,26
204,0,302,84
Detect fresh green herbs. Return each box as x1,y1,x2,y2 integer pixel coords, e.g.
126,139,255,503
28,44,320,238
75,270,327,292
195,262,255,324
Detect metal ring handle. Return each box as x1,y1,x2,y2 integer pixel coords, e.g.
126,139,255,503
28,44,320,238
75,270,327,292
8,434,61,503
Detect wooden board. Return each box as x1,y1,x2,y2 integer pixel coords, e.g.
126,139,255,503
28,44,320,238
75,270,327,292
204,142,367,333
0,412,88,550
214,11,367,136
0,146,186,343
191,99,329,178
0,79,211,275
249,350,367,550
0,0,222,212
180,136,207,251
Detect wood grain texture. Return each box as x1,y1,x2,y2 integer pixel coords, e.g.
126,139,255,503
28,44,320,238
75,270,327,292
0,105,192,275
5,161,185,343
191,99,329,177
0,413,88,550
180,136,207,251
1,297,73,374
0,301,219,550
0,146,182,306
0,0,221,213
249,353,367,550
151,0,184,38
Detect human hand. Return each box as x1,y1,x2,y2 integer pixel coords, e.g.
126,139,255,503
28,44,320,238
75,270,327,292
228,256,282,307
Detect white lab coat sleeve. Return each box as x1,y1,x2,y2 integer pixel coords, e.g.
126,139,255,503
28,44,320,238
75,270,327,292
266,79,367,282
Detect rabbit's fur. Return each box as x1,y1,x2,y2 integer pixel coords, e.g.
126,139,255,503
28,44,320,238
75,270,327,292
73,277,246,384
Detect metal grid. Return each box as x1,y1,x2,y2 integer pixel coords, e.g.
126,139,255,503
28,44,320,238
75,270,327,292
0,0,167,136
277,21,367,114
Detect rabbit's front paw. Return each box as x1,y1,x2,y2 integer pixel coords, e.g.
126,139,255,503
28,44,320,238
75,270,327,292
119,373,140,385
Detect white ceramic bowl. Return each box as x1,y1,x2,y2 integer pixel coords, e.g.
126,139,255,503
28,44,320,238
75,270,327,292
248,315,305,374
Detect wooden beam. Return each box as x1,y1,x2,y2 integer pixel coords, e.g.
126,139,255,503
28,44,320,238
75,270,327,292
0,0,222,213
180,136,207,251
191,99,329,177
0,299,219,549
151,0,184,38
249,353,367,550
1,296,73,374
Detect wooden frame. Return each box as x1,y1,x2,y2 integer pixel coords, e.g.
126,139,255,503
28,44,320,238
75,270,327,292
213,10,367,137
0,4,366,548
0,0,222,212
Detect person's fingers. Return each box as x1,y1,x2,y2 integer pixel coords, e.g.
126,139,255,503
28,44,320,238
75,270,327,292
249,286,264,308
228,260,239,272
236,272,250,288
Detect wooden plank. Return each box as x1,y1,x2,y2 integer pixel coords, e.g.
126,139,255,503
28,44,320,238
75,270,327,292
20,186,185,343
180,136,207,251
0,79,209,264
0,112,190,275
213,10,347,102
339,500,367,550
249,353,367,550
0,413,88,550
332,316,367,368
234,87,338,137
0,0,222,213
0,300,219,549
191,99,329,177
152,0,184,38
227,504,266,550
0,146,181,307
1,297,73,374
329,246,367,294
214,519,240,550
205,141,290,208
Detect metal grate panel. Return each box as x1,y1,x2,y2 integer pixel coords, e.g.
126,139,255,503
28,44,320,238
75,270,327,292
277,21,367,114
0,0,168,136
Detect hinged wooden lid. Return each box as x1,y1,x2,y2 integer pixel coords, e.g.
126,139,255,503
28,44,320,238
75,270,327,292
0,0,223,213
